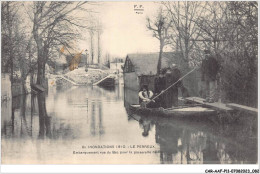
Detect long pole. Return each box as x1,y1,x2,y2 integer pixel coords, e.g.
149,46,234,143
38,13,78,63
145,67,197,105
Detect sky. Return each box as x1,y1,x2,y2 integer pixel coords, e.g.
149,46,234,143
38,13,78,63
78,2,162,58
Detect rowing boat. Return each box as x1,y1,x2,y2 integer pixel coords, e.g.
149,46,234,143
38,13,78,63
130,104,216,117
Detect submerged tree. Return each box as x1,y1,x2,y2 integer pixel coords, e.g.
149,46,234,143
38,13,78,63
1,2,19,84
2,2,36,93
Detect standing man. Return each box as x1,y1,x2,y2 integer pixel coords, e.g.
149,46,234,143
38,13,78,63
201,50,219,103
154,69,167,108
164,66,181,108
155,65,189,108
165,64,190,108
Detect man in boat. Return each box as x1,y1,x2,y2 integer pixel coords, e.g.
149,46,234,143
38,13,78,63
154,65,189,108
138,85,155,108
164,66,180,108
164,64,190,108
201,50,219,103
154,69,167,108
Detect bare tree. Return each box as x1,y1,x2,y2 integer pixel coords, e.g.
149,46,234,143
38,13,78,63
32,1,88,87
163,2,206,67
2,2,36,93
146,8,172,74
1,2,18,83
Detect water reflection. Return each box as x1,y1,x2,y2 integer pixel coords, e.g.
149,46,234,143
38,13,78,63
135,112,257,164
1,84,258,164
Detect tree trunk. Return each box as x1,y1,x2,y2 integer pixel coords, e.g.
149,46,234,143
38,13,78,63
37,58,46,86
97,30,101,64
37,92,48,138
157,40,164,74
6,2,14,96
21,79,27,94
90,31,94,64
36,47,47,87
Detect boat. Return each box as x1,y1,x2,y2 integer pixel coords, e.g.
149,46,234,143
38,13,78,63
93,75,115,87
98,77,115,87
129,104,216,117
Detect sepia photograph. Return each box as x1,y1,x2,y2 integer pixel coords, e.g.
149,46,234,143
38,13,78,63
1,0,258,169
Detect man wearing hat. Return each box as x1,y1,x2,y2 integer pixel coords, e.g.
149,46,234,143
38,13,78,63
154,69,167,108
201,49,219,103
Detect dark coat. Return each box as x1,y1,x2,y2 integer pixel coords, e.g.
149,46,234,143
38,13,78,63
154,76,167,108
164,69,181,108
201,56,219,81
154,76,166,94
154,68,182,108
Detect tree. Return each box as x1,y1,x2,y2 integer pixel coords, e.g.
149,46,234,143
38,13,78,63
89,29,95,64
146,8,172,74
32,1,88,87
1,2,18,83
152,1,258,105
163,1,207,67
97,21,103,64
2,2,36,93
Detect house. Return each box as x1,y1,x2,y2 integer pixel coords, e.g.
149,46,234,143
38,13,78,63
123,52,186,90
123,52,200,106
110,58,124,74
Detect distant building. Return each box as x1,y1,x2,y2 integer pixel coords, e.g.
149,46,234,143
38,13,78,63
110,58,124,74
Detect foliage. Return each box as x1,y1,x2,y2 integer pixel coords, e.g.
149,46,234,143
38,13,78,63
146,2,257,106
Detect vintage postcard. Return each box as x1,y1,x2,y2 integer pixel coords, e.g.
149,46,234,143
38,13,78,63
1,1,258,168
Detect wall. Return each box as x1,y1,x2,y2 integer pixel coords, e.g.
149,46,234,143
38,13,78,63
138,75,156,91
123,72,139,91
124,87,139,107
1,73,11,101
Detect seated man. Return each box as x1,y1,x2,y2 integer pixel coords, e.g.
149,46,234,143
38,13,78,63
139,85,154,108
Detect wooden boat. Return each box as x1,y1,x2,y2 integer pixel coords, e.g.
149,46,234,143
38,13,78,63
94,75,115,87
130,104,216,117
98,77,115,87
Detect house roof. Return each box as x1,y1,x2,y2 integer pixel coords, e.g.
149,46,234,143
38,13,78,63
126,52,183,76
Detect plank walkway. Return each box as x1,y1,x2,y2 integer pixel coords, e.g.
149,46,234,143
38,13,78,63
226,103,258,114
185,97,233,111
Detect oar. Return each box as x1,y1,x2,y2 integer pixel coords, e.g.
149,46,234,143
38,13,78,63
143,67,198,107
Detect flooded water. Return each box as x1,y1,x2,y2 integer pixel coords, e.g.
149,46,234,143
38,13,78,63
1,85,258,164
